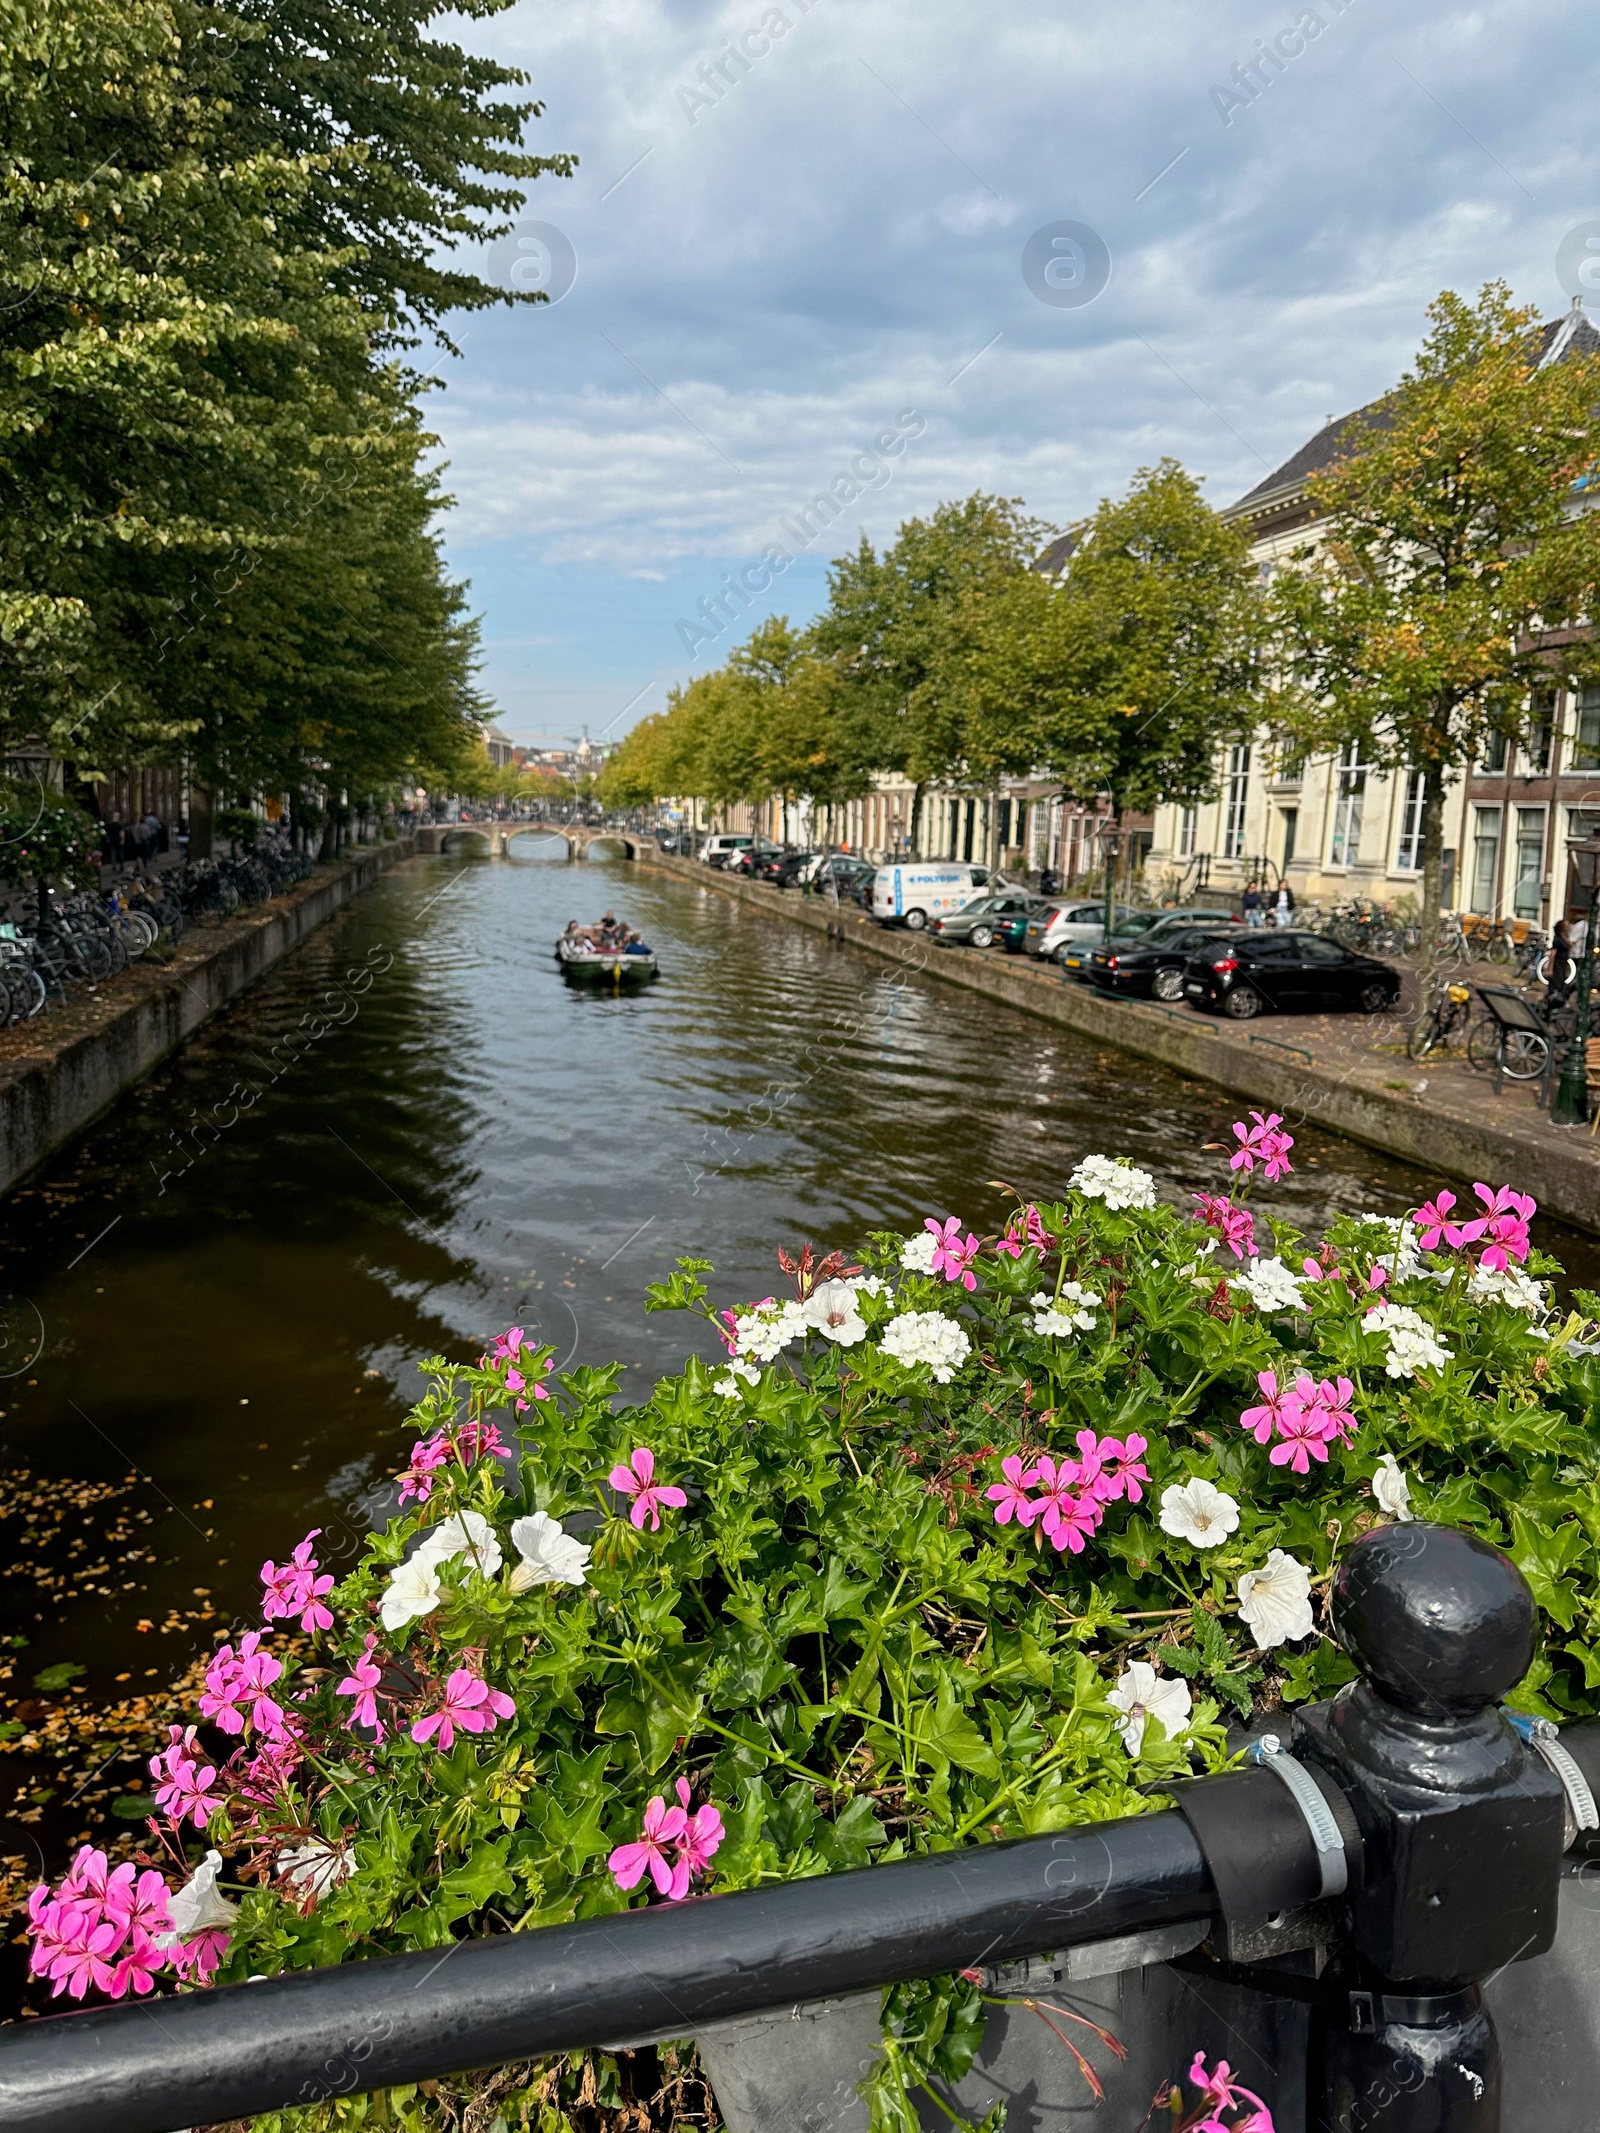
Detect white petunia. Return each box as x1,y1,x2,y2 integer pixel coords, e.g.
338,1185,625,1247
417,1508,503,1578
1069,1153,1158,1212
1371,1454,1414,1523
713,1357,761,1396
508,1511,592,1591
899,1229,939,1273
1237,1549,1316,1650
732,1298,810,1362
1158,1478,1241,1550
1030,1282,1101,1336
879,1310,971,1384
804,1279,869,1346
1363,1303,1453,1380
380,1550,446,1631
162,1850,239,1940
1231,1256,1307,1313
279,1838,356,1900
1468,1262,1545,1314
1107,1663,1192,1757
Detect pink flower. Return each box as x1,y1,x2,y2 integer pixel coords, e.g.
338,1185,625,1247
1028,1454,1082,1535
985,1454,1041,1525
336,1633,387,1740
925,1215,981,1290
1268,1405,1333,1475
1188,2054,1276,2133
1043,1489,1103,1555
609,1794,689,1897
149,1726,217,1832
199,1632,285,1738
237,1727,303,1806
1473,1182,1535,1271
609,1446,689,1532
1413,1189,1484,1253
1229,1113,1294,1181
397,1434,452,1505
1240,1371,1293,1445
260,1530,335,1636
998,1205,1050,1258
458,1419,510,1463
1068,1427,1108,1497
26,1848,176,2004
1097,1433,1149,1504
171,1930,228,1984
1193,1192,1257,1261
670,1777,726,1899
1303,1374,1357,1446
410,1666,515,1753
491,1326,549,1410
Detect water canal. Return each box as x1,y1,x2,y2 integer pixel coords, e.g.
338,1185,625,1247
1,838,1595,1910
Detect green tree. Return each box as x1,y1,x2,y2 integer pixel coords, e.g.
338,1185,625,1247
1266,283,1600,1006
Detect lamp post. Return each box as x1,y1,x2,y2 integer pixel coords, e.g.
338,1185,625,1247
1551,833,1600,1127
1097,815,1123,946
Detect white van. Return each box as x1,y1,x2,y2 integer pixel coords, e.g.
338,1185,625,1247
871,862,991,930
698,833,753,868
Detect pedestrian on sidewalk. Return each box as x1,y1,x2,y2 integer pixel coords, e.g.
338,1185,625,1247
1242,880,1263,928
105,815,125,867
1272,881,1295,928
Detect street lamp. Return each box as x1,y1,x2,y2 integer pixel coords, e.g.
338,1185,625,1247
1551,833,1600,1127
1096,816,1123,945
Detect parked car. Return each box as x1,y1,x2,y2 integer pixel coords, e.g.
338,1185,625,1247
812,855,878,904
699,834,754,868
725,841,782,876
751,849,813,888
1181,931,1402,1020
869,862,992,930
930,890,1044,948
1061,907,1242,985
1024,900,1149,965
1087,922,1247,1001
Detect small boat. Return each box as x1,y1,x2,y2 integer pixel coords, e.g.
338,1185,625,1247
555,935,659,987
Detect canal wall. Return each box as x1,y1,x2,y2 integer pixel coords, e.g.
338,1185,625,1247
0,839,415,1199
631,848,1600,1236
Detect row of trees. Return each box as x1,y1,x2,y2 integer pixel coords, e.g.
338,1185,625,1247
0,0,570,827
601,286,1600,987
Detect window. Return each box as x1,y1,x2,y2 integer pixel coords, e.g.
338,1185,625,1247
1177,804,1198,859
1273,748,1305,785
1222,746,1250,859
1574,687,1600,772
1329,740,1367,866
1395,770,1425,873
1300,936,1347,964
1483,730,1508,773
1469,806,1502,916
1513,809,1545,920
1524,693,1553,774
1280,807,1298,868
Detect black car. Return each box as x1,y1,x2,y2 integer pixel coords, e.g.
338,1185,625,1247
1057,906,1242,982
1088,922,1246,1001
1181,931,1401,1020
810,855,876,904
752,849,812,888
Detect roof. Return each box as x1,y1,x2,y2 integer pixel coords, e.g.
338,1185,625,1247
1032,526,1087,579
1223,303,1600,526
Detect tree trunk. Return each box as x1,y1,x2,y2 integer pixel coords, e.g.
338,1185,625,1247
1415,756,1448,1029
909,781,924,860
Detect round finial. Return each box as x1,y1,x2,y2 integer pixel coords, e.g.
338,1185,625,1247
1332,1523,1536,1716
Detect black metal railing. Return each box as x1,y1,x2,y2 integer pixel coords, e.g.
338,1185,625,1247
1,1522,1595,2133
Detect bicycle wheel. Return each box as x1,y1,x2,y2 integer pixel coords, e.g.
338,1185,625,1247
1485,931,1513,966
1466,1018,1501,1072
1407,1012,1445,1061
1499,1031,1550,1081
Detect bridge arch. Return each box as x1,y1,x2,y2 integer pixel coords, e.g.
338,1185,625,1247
504,826,575,860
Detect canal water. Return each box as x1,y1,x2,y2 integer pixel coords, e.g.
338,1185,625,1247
2,841,1595,1891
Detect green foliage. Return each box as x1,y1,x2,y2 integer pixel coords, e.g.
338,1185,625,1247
111,1154,1600,2131
0,778,100,888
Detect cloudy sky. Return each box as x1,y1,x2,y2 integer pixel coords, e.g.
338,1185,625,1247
427,0,1600,744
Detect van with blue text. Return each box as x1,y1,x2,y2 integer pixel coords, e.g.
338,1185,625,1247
870,862,991,930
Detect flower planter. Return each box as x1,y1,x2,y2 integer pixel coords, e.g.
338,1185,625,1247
691,1879,1600,2133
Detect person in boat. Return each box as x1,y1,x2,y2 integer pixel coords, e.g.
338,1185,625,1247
623,930,651,956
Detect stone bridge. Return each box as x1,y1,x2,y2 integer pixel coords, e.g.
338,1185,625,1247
411,824,647,862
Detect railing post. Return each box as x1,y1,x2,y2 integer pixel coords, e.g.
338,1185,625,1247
1297,1523,1567,2133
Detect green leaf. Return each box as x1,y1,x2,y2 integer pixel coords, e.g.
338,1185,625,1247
110,1794,154,1819
32,1662,85,1691
924,1682,1000,1779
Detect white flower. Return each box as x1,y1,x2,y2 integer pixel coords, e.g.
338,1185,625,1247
732,1298,810,1361
713,1357,761,1396
279,1838,356,1900
1158,1478,1241,1550
162,1850,239,1940
417,1508,503,1578
1360,1214,1424,1281
847,1273,887,1298
380,1550,445,1631
1371,1453,1414,1523
1468,1262,1545,1314
1363,1302,1453,1380
1237,1549,1316,1650
1069,1153,1157,1211
899,1229,939,1273
803,1279,869,1346
1107,1663,1192,1757
508,1511,592,1591
1030,1283,1100,1336
879,1310,971,1383
1231,1256,1307,1313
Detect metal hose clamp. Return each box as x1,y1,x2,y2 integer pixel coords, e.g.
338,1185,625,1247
1248,1734,1350,1899
1504,1709,1599,1838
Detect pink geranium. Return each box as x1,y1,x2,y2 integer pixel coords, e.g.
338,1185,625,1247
336,1633,387,1740
609,1446,689,1531
997,1205,1050,1258
200,1632,286,1739
1473,1182,1536,1271
27,1847,175,2005
396,1434,452,1505
491,1326,550,1412
1184,2053,1276,2133
669,1777,726,1899
1097,1433,1149,1504
1240,1370,1357,1472
1268,1405,1333,1475
925,1215,981,1290
609,1794,689,1897
260,1530,335,1636
985,1455,1040,1525
1193,1192,1257,1261
1413,1189,1484,1253
149,1726,217,1832
1229,1113,1294,1181
1240,1371,1293,1446
410,1666,515,1753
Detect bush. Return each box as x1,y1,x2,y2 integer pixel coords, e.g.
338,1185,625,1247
26,1122,1600,2132
0,777,102,891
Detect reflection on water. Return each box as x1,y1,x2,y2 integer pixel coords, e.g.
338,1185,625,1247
2,848,1595,1693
